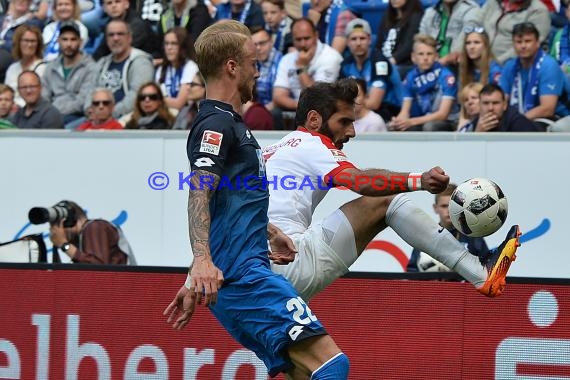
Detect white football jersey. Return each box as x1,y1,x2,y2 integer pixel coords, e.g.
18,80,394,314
263,129,356,235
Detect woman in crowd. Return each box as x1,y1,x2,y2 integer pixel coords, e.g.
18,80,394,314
458,26,502,92
172,72,205,129
457,82,483,130
155,27,199,112
376,0,424,79
126,82,176,130
42,0,89,61
5,24,46,107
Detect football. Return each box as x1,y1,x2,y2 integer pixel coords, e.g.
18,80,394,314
449,178,508,237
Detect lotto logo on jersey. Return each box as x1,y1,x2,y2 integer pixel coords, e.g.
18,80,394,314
329,149,348,162
200,131,223,155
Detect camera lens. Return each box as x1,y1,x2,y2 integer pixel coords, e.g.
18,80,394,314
28,207,50,224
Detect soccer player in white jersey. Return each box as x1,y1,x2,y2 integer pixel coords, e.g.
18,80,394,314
264,78,521,300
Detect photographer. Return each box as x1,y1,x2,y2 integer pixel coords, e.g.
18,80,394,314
30,200,134,264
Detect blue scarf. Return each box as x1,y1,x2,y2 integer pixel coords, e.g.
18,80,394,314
318,0,343,45
223,0,251,24
511,49,544,113
411,62,443,114
45,22,62,58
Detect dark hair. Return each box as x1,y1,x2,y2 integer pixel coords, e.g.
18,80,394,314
381,0,423,30
159,27,195,84
354,78,367,93
435,183,457,204
291,17,317,34
479,83,505,99
295,78,359,126
512,22,539,39
127,82,175,128
249,24,269,36
260,0,285,9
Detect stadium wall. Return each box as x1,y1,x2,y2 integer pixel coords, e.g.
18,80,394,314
0,131,567,277
0,266,568,379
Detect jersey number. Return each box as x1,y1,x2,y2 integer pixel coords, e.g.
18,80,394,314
286,297,317,341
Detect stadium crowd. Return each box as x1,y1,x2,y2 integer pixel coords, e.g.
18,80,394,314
1,0,570,132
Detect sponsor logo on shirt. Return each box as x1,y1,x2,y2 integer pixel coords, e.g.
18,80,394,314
375,61,388,76
200,131,223,155
330,149,348,162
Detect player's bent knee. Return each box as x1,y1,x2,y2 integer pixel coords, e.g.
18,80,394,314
311,352,350,380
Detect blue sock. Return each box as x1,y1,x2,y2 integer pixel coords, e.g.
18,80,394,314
310,353,349,380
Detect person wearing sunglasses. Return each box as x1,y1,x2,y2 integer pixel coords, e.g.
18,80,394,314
458,26,502,93
77,88,123,130
471,0,550,64
125,82,175,129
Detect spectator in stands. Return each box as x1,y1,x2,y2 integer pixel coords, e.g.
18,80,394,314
77,88,123,130
157,0,212,46
11,71,64,129
84,19,155,119
93,0,160,60
407,184,489,273
155,27,199,111
172,71,205,129
43,0,89,61
5,25,46,108
353,78,386,133
340,18,403,122
458,26,502,92
250,25,282,112
376,0,423,80
390,34,459,131
48,200,133,264
29,0,49,22
272,18,343,129
457,82,482,130
125,82,176,129
419,0,480,67
0,0,43,82
473,0,550,64
243,86,274,130
499,22,570,128
42,21,96,126
261,0,293,54
215,0,264,29
549,2,570,77
0,85,18,129
460,83,542,132
306,0,357,54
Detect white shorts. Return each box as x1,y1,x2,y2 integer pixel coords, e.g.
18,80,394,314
271,209,358,301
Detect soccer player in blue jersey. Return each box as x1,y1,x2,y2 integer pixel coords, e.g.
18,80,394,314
163,20,350,379
390,34,459,131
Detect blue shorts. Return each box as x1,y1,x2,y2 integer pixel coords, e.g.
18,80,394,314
210,264,327,377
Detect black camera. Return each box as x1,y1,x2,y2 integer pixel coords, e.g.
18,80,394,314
28,201,77,228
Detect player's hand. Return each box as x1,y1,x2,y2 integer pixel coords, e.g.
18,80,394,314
163,284,195,330
268,229,297,265
189,257,224,307
421,166,450,194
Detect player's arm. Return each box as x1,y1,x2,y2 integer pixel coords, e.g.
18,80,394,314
365,87,385,111
525,94,557,120
187,169,224,305
267,223,297,265
333,166,449,196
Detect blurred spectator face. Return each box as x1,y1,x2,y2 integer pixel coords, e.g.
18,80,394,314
103,0,129,19
433,195,452,228
18,72,42,106
292,20,317,52
412,42,437,72
172,0,185,6
252,29,272,62
479,90,507,120
188,73,205,102
462,88,480,118
58,30,81,58
11,0,31,16
0,90,14,118
513,32,540,60
163,32,180,64
389,0,406,10
91,91,114,122
138,85,161,115
310,0,332,10
55,0,74,20
20,30,40,60
261,1,286,30
106,21,132,58
347,30,370,59
465,32,485,61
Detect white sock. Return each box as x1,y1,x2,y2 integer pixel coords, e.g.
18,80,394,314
385,194,488,287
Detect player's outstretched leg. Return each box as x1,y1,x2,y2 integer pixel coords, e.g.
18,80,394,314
477,225,521,297
385,194,521,297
